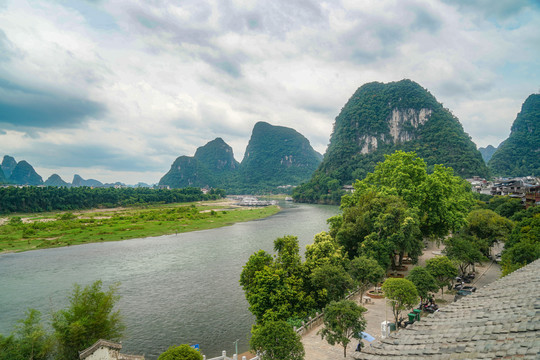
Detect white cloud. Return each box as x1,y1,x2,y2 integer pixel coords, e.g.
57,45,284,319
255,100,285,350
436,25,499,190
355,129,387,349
0,0,539,184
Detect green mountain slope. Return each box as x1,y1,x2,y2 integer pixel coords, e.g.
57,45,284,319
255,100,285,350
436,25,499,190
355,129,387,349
294,79,488,204
488,94,540,177
1,155,17,179
9,160,43,185
478,145,498,163
239,121,323,189
159,155,214,188
45,174,70,187
0,167,6,183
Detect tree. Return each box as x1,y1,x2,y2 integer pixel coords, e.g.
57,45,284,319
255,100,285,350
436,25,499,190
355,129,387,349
319,300,366,357
348,151,474,241
309,264,354,308
304,232,347,272
405,267,438,302
250,320,304,360
52,280,125,360
382,278,418,327
425,256,458,296
501,211,540,276
0,309,53,360
157,344,203,360
461,209,514,257
348,256,385,302
444,234,486,275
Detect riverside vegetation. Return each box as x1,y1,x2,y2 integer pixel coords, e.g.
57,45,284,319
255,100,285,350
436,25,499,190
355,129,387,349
0,201,280,253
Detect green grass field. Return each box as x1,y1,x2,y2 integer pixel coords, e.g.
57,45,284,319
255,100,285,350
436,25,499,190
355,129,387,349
0,201,280,253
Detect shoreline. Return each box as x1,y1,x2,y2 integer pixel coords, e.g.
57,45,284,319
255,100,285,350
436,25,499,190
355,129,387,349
0,199,281,254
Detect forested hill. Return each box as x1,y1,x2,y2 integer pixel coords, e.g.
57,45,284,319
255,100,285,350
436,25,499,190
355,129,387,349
239,121,323,188
488,94,540,177
159,122,322,193
293,79,488,204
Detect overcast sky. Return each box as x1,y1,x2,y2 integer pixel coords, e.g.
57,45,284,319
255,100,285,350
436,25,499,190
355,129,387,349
1,0,539,184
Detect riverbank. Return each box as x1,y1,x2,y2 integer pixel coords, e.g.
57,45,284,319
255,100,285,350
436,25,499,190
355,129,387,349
0,199,281,254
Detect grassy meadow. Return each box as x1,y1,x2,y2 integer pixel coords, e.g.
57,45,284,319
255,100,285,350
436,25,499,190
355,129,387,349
0,200,280,253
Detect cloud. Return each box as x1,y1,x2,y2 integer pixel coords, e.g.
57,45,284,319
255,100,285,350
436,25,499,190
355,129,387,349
0,0,539,184
0,79,106,128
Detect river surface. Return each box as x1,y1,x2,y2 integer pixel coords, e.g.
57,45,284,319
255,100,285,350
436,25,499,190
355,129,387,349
0,203,338,359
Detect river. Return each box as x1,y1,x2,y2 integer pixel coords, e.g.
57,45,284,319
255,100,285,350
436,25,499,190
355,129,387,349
0,202,338,359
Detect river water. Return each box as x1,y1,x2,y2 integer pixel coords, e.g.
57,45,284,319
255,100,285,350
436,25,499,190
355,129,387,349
0,203,338,359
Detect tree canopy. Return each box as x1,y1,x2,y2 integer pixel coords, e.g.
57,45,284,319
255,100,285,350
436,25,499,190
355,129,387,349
425,256,458,296
405,266,438,302
250,320,305,360
157,344,203,360
319,300,367,357
52,280,125,360
382,278,419,327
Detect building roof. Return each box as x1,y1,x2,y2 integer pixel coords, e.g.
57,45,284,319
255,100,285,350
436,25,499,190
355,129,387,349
355,259,540,360
79,339,122,359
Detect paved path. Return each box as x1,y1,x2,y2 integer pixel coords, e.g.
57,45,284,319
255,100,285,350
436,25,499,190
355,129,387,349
301,242,502,360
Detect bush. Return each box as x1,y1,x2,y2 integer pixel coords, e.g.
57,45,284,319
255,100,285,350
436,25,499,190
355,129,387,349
158,344,202,360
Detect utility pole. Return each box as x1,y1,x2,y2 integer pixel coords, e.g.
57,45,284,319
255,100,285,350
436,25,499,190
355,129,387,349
233,339,239,355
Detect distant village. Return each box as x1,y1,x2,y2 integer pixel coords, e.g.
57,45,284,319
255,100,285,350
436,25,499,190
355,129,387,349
466,176,540,208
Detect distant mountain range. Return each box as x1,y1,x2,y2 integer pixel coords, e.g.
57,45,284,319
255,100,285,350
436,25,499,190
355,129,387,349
159,121,323,193
3,81,537,194
0,155,152,188
478,145,498,163
293,79,489,203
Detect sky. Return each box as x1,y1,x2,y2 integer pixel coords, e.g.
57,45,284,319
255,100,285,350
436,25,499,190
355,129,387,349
0,0,539,185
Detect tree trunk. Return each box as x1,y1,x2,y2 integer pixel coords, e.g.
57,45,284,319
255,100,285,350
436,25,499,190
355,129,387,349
343,344,347,357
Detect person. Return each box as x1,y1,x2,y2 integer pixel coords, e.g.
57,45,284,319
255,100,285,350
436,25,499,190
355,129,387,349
356,342,363,352
428,294,434,305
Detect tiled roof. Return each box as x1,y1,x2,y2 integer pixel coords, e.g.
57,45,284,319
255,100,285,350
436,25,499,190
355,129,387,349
355,259,540,360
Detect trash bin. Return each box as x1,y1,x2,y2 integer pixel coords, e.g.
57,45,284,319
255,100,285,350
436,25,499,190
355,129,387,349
413,309,421,321
389,322,396,331
408,313,416,323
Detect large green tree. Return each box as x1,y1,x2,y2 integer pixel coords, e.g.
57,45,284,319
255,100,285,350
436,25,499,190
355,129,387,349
310,264,354,308
250,320,305,360
405,266,438,302
0,309,53,360
348,151,474,240
425,256,458,296
348,256,386,302
157,344,203,360
240,236,314,323
52,280,125,360
444,234,486,275
319,300,366,357
461,209,514,257
501,209,540,276
382,278,419,327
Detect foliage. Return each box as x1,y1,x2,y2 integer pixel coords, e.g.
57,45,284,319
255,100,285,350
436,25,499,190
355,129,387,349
157,344,203,360
382,278,419,327
461,209,514,256
310,264,354,308
240,236,314,324
250,320,305,360
294,79,489,204
444,234,486,275
348,256,386,301
304,232,347,272
483,196,524,219
425,256,458,296
319,300,366,357
0,186,225,214
52,280,125,360
501,208,540,276
405,266,438,302
0,309,53,360
332,190,423,269
348,151,475,240
488,94,540,177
